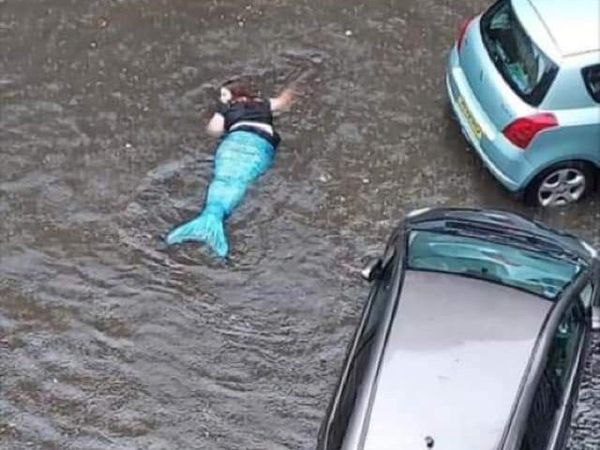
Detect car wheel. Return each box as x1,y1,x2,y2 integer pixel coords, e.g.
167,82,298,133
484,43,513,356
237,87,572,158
525,162,597,207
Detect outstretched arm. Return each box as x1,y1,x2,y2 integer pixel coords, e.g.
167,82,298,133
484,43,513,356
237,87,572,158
206,113,225,137
269,87,296,112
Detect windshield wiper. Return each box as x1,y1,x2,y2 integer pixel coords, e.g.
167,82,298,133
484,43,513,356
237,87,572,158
440,221,581,263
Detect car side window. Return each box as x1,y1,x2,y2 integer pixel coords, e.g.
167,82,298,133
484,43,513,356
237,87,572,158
520,298,586,450
579,282,594,310
325,248,397,449
582,64,600,103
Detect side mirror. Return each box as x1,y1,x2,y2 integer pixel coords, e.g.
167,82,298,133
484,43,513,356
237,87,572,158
592,306,600,332
361,257,382,282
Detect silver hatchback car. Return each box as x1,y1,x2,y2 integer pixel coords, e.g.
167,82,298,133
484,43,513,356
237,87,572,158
446,0,600,206
317,208,600,450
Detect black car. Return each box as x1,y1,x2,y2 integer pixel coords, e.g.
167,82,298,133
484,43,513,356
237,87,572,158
317,208,600,450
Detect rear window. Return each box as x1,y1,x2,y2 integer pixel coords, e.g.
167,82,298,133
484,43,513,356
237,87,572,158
481,0,558,106
407,230,582,300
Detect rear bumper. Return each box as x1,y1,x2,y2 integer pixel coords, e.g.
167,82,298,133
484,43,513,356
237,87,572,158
445,46,533,193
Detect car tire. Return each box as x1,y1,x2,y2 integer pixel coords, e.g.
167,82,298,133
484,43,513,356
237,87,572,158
525,161,597,207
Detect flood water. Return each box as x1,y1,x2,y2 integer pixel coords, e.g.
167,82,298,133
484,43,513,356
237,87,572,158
1,0,599,449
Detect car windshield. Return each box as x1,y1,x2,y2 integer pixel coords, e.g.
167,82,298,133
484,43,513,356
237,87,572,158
407,230,582,299
481,0,558,106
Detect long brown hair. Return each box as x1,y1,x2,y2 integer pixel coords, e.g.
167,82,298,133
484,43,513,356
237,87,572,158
222,80,259,103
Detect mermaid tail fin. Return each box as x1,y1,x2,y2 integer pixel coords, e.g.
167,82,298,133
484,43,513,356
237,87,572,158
165,210,229,257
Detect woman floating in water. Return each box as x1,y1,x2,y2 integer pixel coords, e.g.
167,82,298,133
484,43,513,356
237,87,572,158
165,80,296,257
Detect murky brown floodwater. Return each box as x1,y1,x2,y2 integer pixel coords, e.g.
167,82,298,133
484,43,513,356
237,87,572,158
1,0,599,449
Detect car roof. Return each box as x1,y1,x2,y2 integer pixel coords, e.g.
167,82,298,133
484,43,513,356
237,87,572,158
360,270,551,450
515,0,600,57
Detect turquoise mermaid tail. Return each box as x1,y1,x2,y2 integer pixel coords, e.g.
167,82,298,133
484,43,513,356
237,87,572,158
166,130,275,257
165,206,228,256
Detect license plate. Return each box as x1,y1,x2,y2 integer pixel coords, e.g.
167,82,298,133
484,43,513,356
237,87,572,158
457,96,483,141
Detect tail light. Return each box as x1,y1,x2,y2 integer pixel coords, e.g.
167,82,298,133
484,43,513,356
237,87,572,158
502,113,558,149
457,17,475,52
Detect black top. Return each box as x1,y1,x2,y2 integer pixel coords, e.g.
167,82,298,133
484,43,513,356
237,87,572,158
216,99,273,131
216,99,280,147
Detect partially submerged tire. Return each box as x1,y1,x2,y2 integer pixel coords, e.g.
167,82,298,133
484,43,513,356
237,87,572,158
525,162,597,207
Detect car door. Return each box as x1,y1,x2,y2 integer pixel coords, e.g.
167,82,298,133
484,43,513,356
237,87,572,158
532,61,600,171
547,278,598,450
518,279,595,450
578,63,600,164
